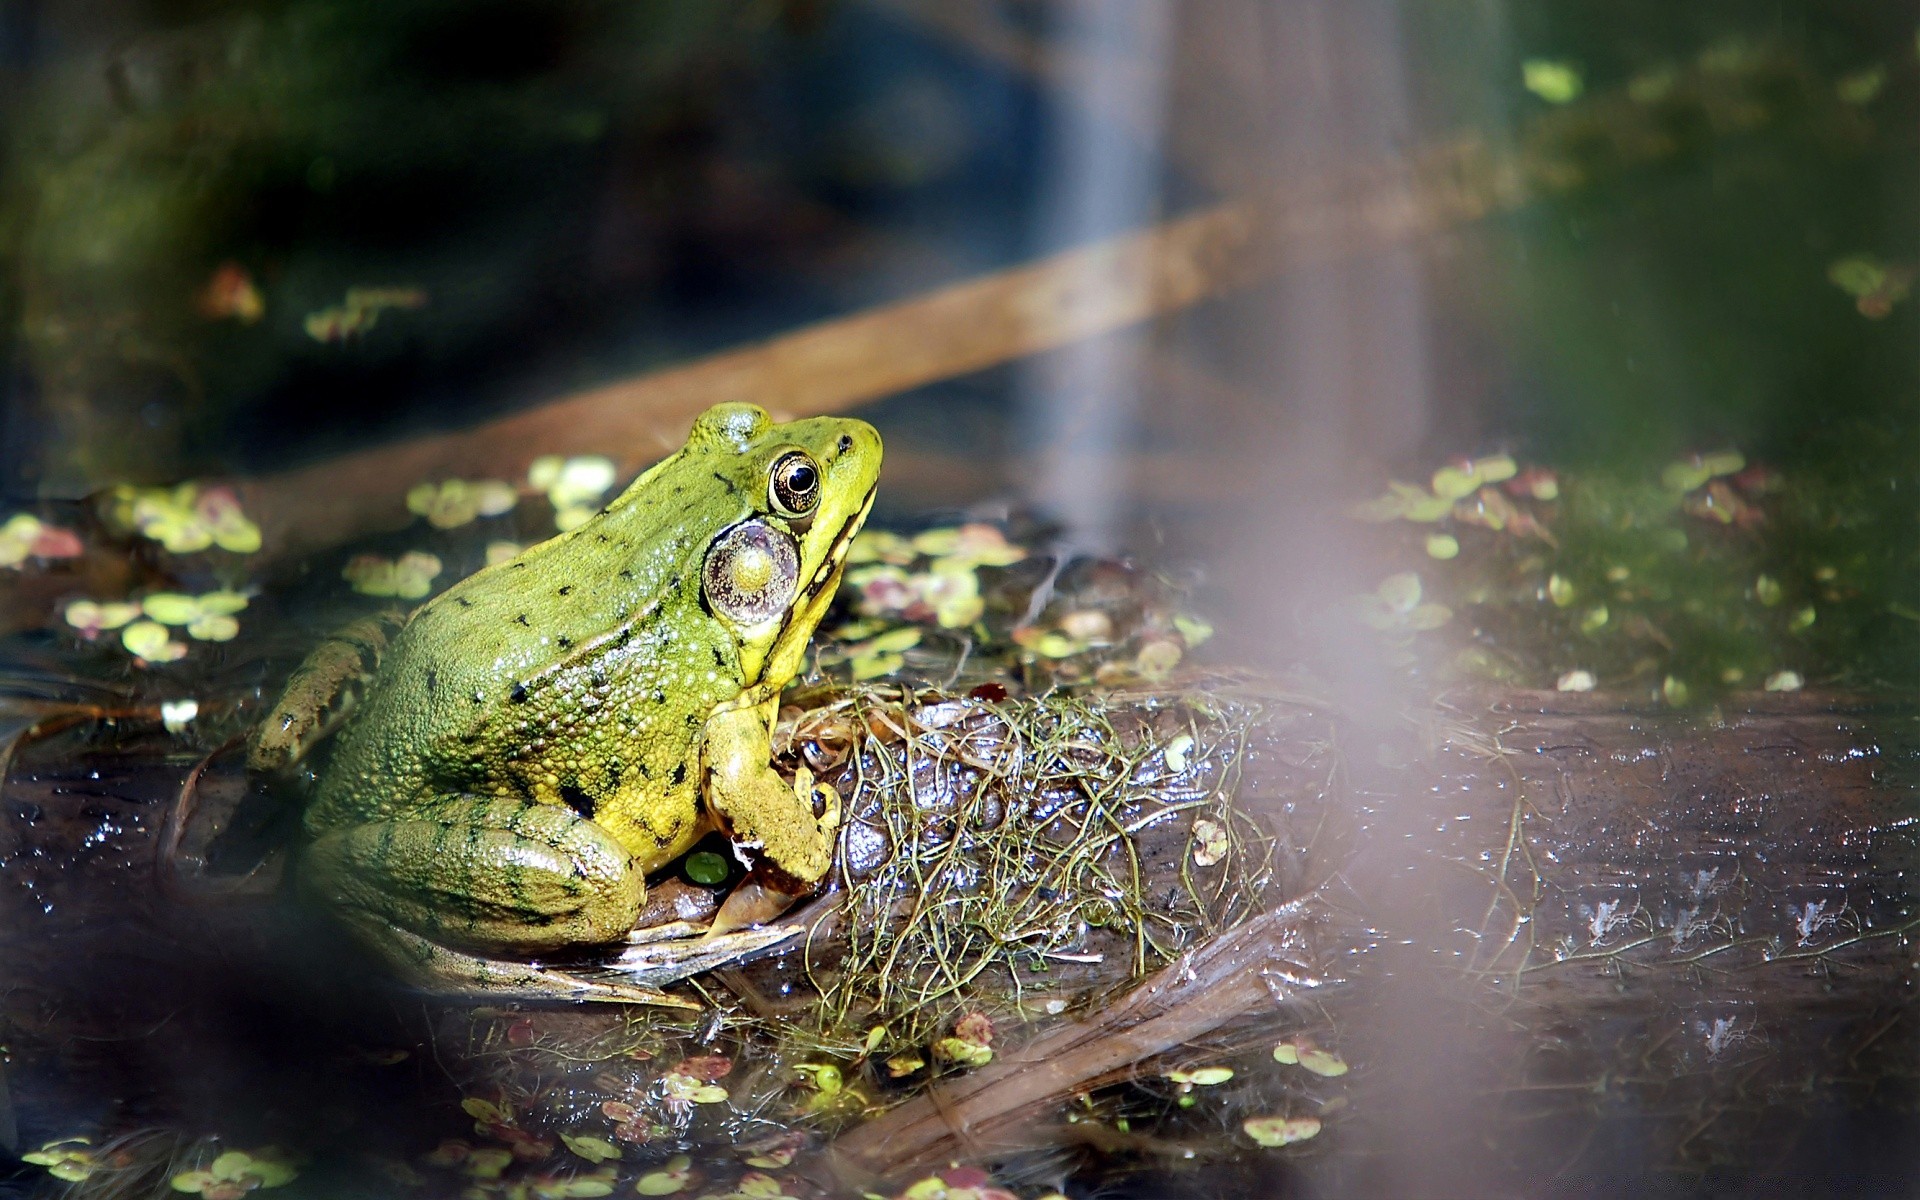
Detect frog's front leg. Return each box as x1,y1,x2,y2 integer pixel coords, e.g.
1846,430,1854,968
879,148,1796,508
702,702,841,885
303,794,688,1006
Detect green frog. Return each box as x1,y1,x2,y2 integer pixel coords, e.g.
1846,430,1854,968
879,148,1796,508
252,403,881,1004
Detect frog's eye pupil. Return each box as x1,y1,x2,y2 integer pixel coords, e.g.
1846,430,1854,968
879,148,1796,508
770,452,820,517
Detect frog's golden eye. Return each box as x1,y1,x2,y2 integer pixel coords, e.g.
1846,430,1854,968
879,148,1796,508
769,451,821,518
703,519,800,625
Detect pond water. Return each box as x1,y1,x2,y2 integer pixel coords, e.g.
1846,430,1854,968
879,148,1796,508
2,2,1916,1198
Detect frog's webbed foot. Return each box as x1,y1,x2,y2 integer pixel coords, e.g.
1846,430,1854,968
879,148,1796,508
610,922,802,985
374,923,702,1009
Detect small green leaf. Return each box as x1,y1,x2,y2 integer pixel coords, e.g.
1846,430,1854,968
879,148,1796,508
685,852,729,885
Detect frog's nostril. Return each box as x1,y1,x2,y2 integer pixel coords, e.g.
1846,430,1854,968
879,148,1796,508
811,786,830,819
837,434,853,454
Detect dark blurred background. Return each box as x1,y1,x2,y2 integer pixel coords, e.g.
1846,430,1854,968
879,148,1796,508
0,0,1912,543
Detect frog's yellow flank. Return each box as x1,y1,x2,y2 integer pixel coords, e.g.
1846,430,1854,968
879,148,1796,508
266,403,881,1001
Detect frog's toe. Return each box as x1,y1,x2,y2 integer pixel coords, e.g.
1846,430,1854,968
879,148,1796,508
610,923,801,985
368,921,702,1008
706,874,802,937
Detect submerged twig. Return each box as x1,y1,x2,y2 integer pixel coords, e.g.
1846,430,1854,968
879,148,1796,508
827,900,1318,1182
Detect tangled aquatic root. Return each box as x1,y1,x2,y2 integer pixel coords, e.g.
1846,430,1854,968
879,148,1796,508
777,684,1285,1050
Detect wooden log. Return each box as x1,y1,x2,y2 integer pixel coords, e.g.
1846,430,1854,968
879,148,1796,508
236,137,1521,560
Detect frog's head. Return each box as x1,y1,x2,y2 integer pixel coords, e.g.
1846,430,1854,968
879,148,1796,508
680,403,882,695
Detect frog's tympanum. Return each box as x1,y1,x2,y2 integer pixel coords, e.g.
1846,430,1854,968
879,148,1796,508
253,403,881,1003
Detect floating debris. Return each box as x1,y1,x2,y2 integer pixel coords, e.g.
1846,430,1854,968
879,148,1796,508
197,262,264,323
0,512,83,567
304,285,428,342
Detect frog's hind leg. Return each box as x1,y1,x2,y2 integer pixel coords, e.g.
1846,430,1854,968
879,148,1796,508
303,794,681,1005
249,611,406,776
375,925,700,1008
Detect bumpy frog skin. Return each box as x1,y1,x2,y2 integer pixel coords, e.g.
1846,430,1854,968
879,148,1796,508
275,403,880,1003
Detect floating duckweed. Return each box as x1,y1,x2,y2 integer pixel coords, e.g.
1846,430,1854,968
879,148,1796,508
1165,734,1195,773
558,1134,619,1165
1836,64,1887,104
1579,605,1609,634
1789,605,1817,631
1628,67,1678,103
0,512,83,567
1522,58,1583,103
1661,451,1745,494
635,1156,693,1195
1547,574,1576,607
1172,614,1214,646
109,484,261,554
1133,636,1184,680
1425,533,1460,560
406,479,518,529
123,620,188,664
847,529,915,565
1355,573,1452,633
1243,1115,1322,1147
169,1148,298,1197
1662,676,1691,706
886,1053,925,1077
849,626,923,681
529,456,618,531
65,599,142,637
659,1072,728,1104
344,551,443,599
1829,254,1889,298
629,1164,712,1199
912,523,1027,569
485,541,524,566
931,1036,993,1067
1755,575,1783,606
1431,462,1479,501
1297,1047,1349,1077
22,1138,98,1182
1766,670,1804,692
463,1148,513,1179
924,560,984,628
1351,481,1454,523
